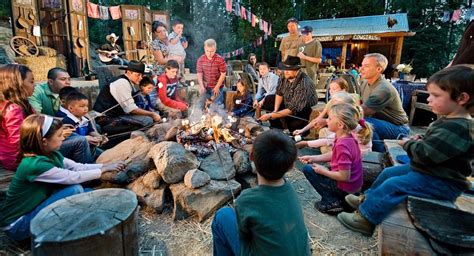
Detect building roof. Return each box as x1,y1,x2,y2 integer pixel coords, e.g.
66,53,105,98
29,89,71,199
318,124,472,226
277,13,410,38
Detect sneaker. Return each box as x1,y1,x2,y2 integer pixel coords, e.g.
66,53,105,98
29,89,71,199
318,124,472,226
345,194,365,210
337,211,375,236
315,201,344,215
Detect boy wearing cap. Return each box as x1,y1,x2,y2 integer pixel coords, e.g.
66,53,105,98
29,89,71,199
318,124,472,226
212,130,310,256
97,33,129,66
279,18,303,62
297,26,322,83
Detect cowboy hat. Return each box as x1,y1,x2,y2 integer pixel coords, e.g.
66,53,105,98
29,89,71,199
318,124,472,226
106,33,119,42
119,60,145,74
278,56,305,70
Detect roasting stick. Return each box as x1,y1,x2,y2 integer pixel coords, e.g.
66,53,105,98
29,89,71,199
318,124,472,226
235,99,309,122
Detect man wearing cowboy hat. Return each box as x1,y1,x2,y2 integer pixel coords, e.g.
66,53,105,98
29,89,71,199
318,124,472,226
97,33,129,66
259,56,317,132
94,61,160,141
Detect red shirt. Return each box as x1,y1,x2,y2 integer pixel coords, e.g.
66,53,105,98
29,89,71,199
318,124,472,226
157,74,188,111
196,54,227,89
0,102,27,171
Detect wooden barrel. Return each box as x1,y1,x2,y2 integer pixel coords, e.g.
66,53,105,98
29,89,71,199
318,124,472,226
31,188,138,256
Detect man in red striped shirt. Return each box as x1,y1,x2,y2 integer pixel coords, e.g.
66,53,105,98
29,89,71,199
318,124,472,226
196,39,227,106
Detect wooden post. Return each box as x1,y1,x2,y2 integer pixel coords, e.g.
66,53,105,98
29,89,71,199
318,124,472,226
31,188,139,256
340,42,348,69
394,36,404,65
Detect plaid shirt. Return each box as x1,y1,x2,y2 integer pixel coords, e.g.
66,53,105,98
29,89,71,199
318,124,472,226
196,54,226,89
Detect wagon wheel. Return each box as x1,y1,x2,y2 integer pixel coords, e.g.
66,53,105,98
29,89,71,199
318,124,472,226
10,36,39,57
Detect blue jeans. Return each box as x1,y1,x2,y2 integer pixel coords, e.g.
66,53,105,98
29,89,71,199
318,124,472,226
365,117,410,152
302,165,347,205
204,87,224,106
110,57,129,66
359,164,462,225
59,133,93,163
211,207,240,256
118,114,154,127
4,185,87,241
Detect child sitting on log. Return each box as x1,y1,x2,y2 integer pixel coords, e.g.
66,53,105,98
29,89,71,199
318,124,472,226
212,130,310,255
231,79,254,117
56,91,108,158
337,65,474,236
0,114,125,241
297,92,372,161
299,103,369,214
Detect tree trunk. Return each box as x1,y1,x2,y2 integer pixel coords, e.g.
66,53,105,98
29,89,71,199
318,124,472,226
31,188,138,256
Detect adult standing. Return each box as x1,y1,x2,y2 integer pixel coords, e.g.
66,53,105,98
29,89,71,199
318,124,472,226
94,61,161,136
259,56,317,132
151,21,183,67
28,67,93,163
0,64,35,171
253,62,279,117
196,39,227,106
97,33,129,66
279,18,303,62
297,26,322,83
244,53,259,82
359,53,409,152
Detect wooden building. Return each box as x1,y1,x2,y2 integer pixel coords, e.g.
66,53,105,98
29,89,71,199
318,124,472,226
277,14,415,70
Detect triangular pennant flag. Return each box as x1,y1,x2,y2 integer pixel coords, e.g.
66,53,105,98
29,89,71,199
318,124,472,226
264,34,268,40
251,14,256,27
109,6,122,20
234,2,240,17
263,20,268,34
87,2,100,18
241,6,246,20
225,0,232,13
259,19,264,30
247,10,252,22
452,9,461,22
442,11,450,22
268,24,272,36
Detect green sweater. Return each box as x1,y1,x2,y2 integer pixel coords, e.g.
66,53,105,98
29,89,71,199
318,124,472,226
28,83,60,116
0,152,64,227
403,117,473,190
235,180,310,256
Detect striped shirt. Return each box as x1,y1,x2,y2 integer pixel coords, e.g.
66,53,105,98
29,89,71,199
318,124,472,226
276,71,318,113
196,54,227,89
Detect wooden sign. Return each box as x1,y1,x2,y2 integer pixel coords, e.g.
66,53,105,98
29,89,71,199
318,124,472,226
314,36,333,42
335,35,352,41
353,34,381,41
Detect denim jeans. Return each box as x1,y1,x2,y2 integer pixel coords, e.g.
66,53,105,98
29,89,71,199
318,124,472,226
59,133,94,163
211,207,240,256
359,164,462,225
365,117,410,152
302,165,347,205
204,87,224,107
110,57,129,66
4,185,86,241
118,114,154,127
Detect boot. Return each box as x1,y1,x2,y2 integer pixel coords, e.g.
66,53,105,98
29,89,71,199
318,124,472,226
345,194,365,209
337,211,375,236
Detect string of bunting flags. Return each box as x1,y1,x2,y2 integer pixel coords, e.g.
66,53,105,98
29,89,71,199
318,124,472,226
441,7,474,22
222,0,273,59
86,1,122,20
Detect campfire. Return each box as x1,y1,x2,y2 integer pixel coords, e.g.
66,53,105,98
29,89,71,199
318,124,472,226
177,113,252,160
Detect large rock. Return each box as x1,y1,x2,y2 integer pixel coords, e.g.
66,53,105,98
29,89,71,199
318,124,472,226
146,119,182,142
148,142,199,184
235,173,258,190
233,150,252,174
142,169,162,189
97,136,154,184
127,175,168,213
184,169,211,189
199,148,236,180
170,180,241,222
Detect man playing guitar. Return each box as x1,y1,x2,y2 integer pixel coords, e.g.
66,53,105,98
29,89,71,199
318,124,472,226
97,33,130,66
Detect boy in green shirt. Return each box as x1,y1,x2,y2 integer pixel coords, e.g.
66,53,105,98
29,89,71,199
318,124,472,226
212,130,310,256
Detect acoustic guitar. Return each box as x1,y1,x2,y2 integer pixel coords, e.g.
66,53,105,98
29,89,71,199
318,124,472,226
97,49,138,63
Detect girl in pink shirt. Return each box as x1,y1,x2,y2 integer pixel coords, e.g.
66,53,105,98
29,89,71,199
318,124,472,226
300,103,371,214
0,64,35,171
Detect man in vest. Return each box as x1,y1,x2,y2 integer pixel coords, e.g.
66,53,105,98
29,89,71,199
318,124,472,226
94,61,161,136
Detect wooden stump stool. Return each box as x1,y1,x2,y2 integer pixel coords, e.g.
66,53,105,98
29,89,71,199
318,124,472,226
31,188,138,256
